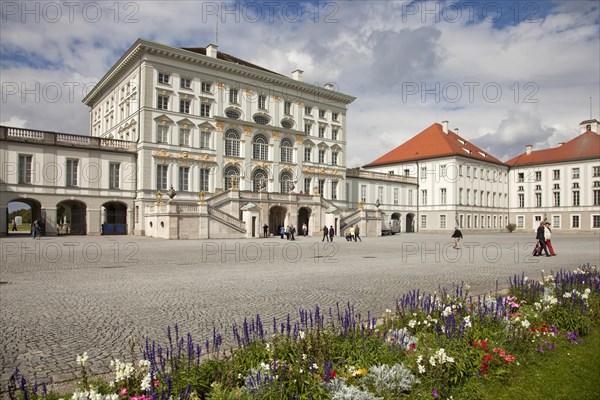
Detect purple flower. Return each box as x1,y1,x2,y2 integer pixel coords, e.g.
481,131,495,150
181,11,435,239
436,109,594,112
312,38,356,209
433,389,439,399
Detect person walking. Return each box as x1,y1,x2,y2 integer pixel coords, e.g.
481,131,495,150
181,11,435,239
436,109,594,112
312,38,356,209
451,227,463,249
349,225,355,242
279,225,285,239
544,222,556,256
354,224,361,242
12,219,17,231
263,223,269,238
329,225,335,242
290,225,296,241
33,219,42,239
535,221,551,257
322,225,329,242
302,223,308,236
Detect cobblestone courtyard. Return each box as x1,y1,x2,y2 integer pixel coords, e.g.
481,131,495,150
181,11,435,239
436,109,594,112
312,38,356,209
1,232,599,385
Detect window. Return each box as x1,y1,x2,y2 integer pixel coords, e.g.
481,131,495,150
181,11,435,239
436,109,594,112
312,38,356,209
201,82,212,92
304,106,312,115
318,179,325,196
252,134,268,160
18,155,32,184
253,115,270,125
332,151,338,166
466,166,471,177
304,147,312,162
404,169,410,177
467,215,471,228
573,182,580,188
393,188,399,205
179,128,190,146
157,94,169,110
179,99,190,114
440,164,447,177
304,177,311,194
535,171,542,181
66,159,78,187
157,125,169,143
332,129,338,141
553,192,560,207
158,73,169,84
421,190,427,205
156,164,168,190
535,193,542,207
318,126,325,138
331,181,338,199
594,190,600,206
200,103,210,117
199,168,209,192
332,113,339,121
280,171,293,193
179,167,189,191
200,132,211,149
474,215,479,228
440,215,446,229
304,123,312,135
252,169,268,192
225,109,240,119
378,186,384,204
258,95,267,110
224,166,240,190
109,162,120,189
421,215,427,229
553,184,560,189
572,168,580,179
459,188,463,205
572,215,580,228
517,215,524,228
573,191,580,206
360,185,367,202
474,190,478,205
229,88,239,104
225,129,240,157
319,109,326,118
553,169,560,180
553,215,560,228
440,188,447,204
280,138,293,163
518,172,524,182
594,166,600,177
180,77,191,89
318,149,325,163
284,101,292,115
408,189,413,205
593,215,600,228
518,193,524,208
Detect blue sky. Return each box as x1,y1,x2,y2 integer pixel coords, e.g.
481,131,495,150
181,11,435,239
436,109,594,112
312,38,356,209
1,0,599,174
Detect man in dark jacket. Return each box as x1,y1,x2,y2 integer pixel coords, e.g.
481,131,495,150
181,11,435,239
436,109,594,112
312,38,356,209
535,221,551,257
451,227,463,249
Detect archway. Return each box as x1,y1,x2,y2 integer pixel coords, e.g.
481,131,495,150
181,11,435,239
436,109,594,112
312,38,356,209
7,199,41,235
406,213,415,233
390,212,401,234
269,206,287,235
298,207,311,236
57,200,87,235
101,201,128,235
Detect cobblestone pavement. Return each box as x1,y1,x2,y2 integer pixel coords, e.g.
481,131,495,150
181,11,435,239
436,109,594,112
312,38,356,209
1,232,599,385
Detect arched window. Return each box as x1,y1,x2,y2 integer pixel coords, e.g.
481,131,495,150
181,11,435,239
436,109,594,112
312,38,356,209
252,169,268,192
224,166,240,190
225,129,240,157
280,138,293,163
280,171,293,193
252,134,268,160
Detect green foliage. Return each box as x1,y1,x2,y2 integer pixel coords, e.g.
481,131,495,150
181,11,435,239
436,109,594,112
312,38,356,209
506,223,517,233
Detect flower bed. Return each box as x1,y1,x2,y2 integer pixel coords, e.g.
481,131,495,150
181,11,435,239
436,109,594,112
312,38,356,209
7,264,599,400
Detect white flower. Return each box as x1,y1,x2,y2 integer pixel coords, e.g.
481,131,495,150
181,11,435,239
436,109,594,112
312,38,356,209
76,352,89,367
302,353,307,360
418,364,426,373
521,319,531,329
463,316,472,328
385,309,392,314
298,331,306,340
408,319,417,328
442,306,452,317
312,363,318,370
563,292,572,298
140,372,152,391
428,356,436,366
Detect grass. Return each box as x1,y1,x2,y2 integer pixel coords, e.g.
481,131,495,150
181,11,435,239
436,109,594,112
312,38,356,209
454,320,600,400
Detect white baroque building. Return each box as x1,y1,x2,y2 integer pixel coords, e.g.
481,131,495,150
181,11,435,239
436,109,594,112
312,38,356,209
1,39,599,237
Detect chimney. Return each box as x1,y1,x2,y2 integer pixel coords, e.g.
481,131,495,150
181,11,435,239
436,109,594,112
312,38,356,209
454,128,459,134
441,120,448,134
525,144,532,155
324,82,336,90
206,44,218,58
558,142,564,147
580,119,599,134
292,69,304,81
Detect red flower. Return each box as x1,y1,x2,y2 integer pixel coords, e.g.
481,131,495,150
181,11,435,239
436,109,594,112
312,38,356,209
541,327,548,333
409,343,417,349
483,354,492,362
473,340,480,347
481,341,488,348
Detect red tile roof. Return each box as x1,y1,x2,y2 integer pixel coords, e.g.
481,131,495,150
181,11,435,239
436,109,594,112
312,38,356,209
181,47,283,76
505,130,600,167
364,123,506,167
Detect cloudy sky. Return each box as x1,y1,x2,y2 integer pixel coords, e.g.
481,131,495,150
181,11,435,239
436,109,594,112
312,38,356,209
1,0,599,166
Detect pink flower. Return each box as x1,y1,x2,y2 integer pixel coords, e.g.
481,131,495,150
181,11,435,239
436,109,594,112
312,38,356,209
505,354,516,363
119,388,128,396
